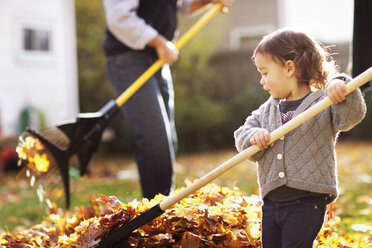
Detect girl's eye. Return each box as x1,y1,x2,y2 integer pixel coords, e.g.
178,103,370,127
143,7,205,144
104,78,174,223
262,73,267,76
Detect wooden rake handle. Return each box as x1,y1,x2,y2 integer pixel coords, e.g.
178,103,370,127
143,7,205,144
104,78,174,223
159,67,372,210
115,3,223,107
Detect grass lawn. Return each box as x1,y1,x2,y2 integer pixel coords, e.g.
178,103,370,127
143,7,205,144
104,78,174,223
0,141,371,240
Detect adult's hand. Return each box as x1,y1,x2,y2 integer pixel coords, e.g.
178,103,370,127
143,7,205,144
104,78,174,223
189,0,232,13
148,35,179,65
212,0,232,13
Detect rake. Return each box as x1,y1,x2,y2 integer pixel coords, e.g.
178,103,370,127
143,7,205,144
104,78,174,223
17,4,225,208
96,67,372,247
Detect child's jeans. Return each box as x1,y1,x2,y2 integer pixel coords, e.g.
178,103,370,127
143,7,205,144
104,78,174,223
261,196,327,248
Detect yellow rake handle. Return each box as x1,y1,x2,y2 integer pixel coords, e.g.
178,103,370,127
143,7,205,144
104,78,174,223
115,4,222,107
159,67,372,210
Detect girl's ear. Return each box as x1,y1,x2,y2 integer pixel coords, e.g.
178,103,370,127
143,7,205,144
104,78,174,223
285,60,295,77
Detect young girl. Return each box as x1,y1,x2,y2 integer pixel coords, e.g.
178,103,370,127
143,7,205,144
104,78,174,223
234,28,366,248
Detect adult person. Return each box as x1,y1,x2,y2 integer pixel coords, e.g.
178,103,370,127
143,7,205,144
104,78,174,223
102,0,231,200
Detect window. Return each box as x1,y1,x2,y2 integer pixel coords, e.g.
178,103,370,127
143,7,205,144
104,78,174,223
23,28,51,52
14,19,55,64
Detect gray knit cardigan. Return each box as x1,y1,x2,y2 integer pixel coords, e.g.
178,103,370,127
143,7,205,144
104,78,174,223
234,84,366,202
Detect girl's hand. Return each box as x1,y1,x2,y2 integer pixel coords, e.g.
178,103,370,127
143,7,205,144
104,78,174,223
327,79,347,104
250,129,274,150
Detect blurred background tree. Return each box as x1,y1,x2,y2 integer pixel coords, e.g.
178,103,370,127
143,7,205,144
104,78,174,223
75,0,134,153
75,0,113,112
172,20,268,151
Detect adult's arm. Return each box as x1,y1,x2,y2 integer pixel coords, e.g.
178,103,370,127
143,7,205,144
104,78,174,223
103,0,178,64
103,0,158,50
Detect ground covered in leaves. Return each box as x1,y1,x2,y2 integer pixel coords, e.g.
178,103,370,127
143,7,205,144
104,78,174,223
1,182,370,247
0,141,371,247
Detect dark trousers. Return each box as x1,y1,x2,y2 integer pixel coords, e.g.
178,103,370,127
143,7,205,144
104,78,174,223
261,196,327,248
106,51,177,199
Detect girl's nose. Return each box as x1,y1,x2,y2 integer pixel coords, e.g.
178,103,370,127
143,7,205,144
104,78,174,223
260,77,265,85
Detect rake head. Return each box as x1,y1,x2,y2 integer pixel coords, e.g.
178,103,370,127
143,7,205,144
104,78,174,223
17,100,120,208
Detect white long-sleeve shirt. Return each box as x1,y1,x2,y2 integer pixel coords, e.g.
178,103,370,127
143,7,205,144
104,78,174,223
103,0,193,50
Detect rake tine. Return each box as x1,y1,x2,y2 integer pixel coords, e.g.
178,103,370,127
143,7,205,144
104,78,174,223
25,128,71,208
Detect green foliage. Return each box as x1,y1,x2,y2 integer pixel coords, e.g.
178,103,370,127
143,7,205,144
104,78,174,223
75,0,115,112
75,0,133,154
173,18,228,151
172,15,267,151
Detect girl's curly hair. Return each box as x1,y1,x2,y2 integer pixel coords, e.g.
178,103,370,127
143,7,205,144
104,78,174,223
252,28,338,90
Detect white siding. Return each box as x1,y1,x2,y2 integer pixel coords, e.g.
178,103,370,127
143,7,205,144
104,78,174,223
279,0,354,43
210,0,353,51
0,0,78,136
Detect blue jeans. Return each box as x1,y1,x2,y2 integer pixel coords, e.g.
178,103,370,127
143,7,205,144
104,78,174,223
106,51,177,199
262,196,327,248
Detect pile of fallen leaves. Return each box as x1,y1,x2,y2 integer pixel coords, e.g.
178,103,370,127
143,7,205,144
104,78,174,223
0,182,370,247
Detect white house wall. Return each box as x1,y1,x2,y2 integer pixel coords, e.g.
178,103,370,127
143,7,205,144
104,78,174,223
278,0,354,43
0,0,78,136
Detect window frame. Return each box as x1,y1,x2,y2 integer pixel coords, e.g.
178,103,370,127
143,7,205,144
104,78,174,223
14,18,55,64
